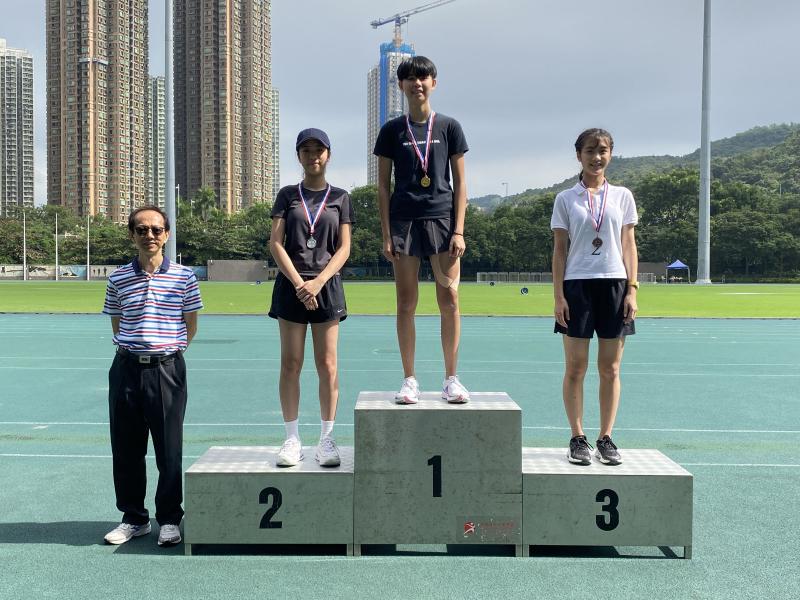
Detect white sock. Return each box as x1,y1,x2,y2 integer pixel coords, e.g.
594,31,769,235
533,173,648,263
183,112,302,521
284,419,300,442
321,419,334,440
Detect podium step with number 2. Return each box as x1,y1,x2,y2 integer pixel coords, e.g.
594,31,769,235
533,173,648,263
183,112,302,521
184,446,354,555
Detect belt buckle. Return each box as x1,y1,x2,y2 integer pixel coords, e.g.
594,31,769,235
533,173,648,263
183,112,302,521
138,355,152,364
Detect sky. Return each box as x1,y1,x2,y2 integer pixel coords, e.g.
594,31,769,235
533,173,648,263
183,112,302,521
3,0,799,205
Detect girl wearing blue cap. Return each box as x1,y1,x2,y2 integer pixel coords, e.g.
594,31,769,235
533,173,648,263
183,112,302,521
269,128,355,467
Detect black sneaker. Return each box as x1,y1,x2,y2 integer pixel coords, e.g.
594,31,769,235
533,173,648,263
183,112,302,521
567,435,592,465
595,435,622,465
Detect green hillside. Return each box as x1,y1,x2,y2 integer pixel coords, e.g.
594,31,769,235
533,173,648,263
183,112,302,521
495,123,800,205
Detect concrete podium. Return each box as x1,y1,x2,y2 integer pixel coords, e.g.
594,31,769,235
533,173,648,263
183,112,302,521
354,392,523,554
184,446,354,555
522,447,693,558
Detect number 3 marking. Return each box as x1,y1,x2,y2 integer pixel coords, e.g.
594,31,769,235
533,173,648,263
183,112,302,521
259,487,283,529
595,489,619,531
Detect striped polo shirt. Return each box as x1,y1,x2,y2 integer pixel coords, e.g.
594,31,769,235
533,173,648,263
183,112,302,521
103,257,203,354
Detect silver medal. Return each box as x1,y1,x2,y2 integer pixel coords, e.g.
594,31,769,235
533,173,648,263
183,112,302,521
306,236,317,249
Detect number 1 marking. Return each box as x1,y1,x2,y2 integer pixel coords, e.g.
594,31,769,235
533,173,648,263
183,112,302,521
427,455,442,497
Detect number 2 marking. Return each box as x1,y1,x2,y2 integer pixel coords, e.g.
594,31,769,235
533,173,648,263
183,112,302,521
595,489,619,531
259,487,283,529
427,455,442,497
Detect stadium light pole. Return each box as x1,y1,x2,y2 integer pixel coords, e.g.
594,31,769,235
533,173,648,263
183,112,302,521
164,0,177,261
696,0,712,284
502,182,509,198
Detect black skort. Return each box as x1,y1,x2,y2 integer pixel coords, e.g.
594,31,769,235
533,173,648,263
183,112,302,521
269,272,347,324
391,216,452,258
554,278,636,339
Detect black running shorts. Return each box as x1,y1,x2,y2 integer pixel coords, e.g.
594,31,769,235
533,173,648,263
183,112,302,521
554,278,635,339
268,272,347,324
391,217,452,258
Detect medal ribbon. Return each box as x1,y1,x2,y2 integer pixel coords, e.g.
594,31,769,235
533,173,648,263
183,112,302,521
581,179,608,233
405,111,436,178
297,183,331,237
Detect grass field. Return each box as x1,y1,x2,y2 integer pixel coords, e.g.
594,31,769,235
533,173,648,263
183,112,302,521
1,280,799,317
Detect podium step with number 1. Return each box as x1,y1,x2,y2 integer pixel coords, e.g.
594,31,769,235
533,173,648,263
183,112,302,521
354,391,523,549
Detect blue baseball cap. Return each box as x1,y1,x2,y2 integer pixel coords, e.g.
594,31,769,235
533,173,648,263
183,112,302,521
295,128,331,150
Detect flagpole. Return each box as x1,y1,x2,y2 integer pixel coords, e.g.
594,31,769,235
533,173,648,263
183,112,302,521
22,209,27,281
55,212,59,281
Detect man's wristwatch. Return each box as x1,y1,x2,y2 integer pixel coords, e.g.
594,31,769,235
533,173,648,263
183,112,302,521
628,281,640,290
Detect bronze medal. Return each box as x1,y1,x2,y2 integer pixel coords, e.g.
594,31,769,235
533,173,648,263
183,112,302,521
592,237,603,249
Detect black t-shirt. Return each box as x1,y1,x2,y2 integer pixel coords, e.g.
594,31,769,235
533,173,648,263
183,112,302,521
271,184,355,276
373,112,469,220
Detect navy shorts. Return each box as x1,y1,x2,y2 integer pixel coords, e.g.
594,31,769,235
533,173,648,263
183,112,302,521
554,278,635,339
269,272,347,324
391,217,452,258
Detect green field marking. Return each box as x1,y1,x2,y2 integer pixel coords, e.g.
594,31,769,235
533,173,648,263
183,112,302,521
1,281,799,317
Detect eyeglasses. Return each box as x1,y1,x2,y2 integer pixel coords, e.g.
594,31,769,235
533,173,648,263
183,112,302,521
134,226,166,236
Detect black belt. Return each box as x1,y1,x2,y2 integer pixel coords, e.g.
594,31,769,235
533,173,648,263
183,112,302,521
117,347,180,365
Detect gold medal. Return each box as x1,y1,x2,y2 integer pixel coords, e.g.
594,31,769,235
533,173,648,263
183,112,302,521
406,113,436,191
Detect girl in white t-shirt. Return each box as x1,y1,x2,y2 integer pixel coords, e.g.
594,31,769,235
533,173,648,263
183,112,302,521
550,128,639,466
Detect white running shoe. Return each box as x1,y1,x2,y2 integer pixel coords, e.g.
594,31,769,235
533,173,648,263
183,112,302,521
276,437,304,467
104,521,151,545
315,436,341,467
157,524,182,546
442,375,470,403
395,376,420,404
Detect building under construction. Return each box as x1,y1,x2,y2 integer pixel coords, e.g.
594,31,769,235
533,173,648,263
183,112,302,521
366,1,455,185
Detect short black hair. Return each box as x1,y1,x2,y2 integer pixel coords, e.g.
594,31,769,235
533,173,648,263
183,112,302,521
397,56,437,81
128,205,170,232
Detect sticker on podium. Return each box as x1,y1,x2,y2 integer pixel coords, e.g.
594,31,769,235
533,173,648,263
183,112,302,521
354,391,522,546
184,446,353,554
522,447,693,557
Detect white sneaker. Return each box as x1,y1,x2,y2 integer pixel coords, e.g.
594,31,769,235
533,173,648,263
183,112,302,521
442,375,470,403
315,436,341,467
157,524,182,546
395,376,420,404
276,437,304,467
104,521,151,545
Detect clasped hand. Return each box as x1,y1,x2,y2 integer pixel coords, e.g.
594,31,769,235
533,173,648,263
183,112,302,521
295,278,322,310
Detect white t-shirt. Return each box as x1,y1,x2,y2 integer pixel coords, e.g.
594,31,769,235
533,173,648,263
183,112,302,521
550,181,638,280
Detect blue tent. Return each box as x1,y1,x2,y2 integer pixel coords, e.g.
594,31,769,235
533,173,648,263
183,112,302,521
666,260,691,283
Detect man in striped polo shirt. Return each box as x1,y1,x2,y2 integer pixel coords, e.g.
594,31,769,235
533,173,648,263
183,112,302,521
102,205,203,547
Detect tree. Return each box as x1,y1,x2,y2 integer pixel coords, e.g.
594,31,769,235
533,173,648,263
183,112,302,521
191,186,220,222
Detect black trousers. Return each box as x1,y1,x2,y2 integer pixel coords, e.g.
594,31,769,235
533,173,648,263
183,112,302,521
108,351,187,526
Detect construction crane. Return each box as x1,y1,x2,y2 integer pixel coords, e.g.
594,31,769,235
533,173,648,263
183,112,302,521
370,0,457,46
